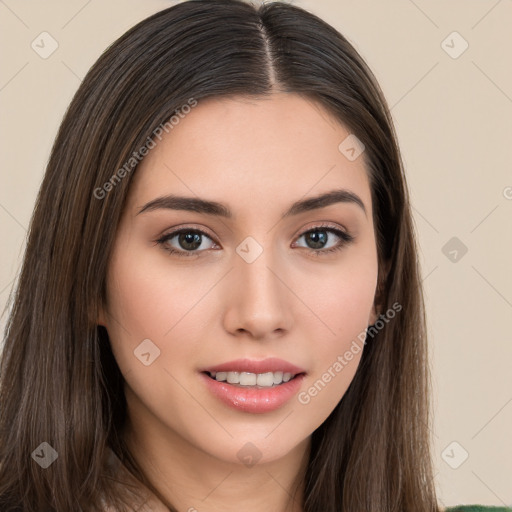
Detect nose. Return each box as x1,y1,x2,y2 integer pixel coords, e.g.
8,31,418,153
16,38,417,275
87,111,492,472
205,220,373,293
222,245,294,341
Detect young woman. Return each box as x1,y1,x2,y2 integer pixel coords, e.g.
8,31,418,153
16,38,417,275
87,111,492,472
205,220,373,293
0,1,509,511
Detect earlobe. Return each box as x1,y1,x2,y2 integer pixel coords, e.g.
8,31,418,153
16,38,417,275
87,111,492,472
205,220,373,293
370,259,389,326
369,303,380,326
97,305,107,327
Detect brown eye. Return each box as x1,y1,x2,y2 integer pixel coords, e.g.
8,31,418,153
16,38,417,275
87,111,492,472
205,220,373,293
156,229,217,257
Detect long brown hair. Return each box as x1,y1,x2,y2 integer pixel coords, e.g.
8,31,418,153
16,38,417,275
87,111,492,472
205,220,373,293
0,1,439,510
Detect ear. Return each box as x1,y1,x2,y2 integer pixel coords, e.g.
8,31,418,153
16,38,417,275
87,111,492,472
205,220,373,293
97,304,107,327
369,258,390,326
368,302,380,326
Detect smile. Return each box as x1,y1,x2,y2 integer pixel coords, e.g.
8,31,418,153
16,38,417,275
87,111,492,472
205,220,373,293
206,370,298,387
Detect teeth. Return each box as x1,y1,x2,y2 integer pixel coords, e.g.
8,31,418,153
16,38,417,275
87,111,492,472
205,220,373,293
272,371,283,384
211,371,295,387
226,372,238,384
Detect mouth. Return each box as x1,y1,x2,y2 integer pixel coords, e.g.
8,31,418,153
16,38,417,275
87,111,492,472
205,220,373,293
202,370,306,389
199,358,307,412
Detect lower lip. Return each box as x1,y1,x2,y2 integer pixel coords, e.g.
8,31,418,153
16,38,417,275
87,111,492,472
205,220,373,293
199,372,306,414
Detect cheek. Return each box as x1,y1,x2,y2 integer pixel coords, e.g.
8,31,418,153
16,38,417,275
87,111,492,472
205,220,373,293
295,241,378,339
303,271,376,328
103,246,210,373
293,251,377,411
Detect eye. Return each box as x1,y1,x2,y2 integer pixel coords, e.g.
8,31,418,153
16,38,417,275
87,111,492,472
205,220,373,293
292,224,354,256
155,228,217,257
155,223,354,258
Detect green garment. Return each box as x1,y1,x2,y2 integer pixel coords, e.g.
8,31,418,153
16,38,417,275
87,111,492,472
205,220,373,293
446,506,512,511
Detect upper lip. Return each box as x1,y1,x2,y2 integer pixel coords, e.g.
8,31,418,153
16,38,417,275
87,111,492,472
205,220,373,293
201,358,306,375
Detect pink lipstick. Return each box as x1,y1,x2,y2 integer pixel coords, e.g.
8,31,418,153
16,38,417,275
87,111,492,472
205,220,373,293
199,358,306,414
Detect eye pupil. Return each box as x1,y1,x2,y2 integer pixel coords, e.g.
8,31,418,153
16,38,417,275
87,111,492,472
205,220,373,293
179,232,202,250
306,230,327,249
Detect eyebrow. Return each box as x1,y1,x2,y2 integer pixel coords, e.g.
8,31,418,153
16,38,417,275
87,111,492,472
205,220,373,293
137,188,367,219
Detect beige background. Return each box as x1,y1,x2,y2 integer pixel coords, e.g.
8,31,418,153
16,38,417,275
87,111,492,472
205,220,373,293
1,0,511,507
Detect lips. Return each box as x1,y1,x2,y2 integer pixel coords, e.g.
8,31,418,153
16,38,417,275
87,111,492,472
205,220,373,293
199,371,306,413
200,357,306,376
198,358,307,413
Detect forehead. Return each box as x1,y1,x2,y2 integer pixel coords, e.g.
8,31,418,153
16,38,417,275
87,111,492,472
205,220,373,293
128,93,372,217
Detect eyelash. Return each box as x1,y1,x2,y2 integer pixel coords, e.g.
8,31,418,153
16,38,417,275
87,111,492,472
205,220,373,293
154,223,354,258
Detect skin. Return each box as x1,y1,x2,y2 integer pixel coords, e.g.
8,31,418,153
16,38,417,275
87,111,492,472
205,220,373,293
99,92,380,512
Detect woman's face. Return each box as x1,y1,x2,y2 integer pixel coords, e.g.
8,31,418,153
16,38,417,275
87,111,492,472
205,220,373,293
101,92,379,467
